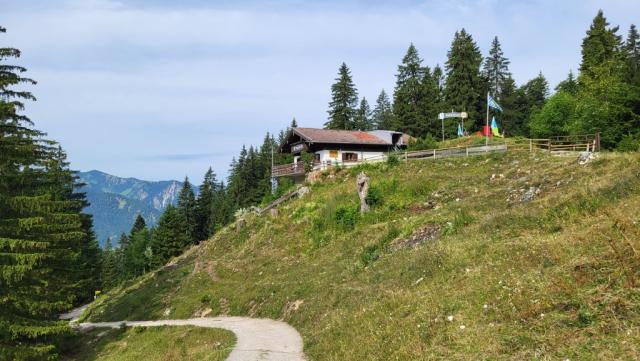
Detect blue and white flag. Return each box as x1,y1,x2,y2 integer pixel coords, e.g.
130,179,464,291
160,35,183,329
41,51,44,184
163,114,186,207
457,123,464,137
488,95,503,112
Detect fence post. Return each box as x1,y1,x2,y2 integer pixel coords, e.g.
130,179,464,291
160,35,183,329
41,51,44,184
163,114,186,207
433,149,436,159
547,139,551,152
529,139,532,152
404,151,407,161
466,147,469,157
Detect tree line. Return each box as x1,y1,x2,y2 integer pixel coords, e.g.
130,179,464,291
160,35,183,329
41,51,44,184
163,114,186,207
325,10,640,150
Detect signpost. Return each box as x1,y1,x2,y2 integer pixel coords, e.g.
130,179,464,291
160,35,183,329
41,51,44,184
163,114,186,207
437,111,468,141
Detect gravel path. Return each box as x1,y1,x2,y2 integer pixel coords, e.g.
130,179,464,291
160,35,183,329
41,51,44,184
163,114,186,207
63,306,306,361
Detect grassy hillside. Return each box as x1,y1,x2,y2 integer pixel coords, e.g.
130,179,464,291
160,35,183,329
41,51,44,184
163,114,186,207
83,150,640,360
61,326,234,361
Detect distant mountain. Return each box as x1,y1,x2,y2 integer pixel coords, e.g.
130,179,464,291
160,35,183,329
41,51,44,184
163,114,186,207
78,170,187,247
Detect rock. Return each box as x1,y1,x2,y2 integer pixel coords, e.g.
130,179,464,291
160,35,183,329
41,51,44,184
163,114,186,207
521,186,540,202
356,172,370,214
297,186,310,197
270,208,278,218
392,224,441,250
236,218,245,232
578,151,596,165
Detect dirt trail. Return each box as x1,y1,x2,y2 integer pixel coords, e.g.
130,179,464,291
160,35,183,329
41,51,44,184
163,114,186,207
63,306,306,361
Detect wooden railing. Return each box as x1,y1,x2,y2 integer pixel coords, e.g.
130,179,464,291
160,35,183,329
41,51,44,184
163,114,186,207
272,161,305,177
511,133,600,152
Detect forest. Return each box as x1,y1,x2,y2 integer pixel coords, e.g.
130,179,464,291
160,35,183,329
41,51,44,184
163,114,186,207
1,9,639,360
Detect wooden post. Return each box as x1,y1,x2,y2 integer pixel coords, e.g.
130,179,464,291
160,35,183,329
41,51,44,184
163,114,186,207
529,139,532,152
547,139,551,152
433,149,437,159
404,151,407,161
466,147,469,157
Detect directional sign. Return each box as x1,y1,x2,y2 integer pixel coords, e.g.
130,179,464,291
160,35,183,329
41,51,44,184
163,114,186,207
438,112,468,120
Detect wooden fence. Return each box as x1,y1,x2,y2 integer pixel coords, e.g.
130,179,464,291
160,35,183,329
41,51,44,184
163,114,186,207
511,133,600,152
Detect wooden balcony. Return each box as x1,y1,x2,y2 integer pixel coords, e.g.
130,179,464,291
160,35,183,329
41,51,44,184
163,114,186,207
272,161,306,177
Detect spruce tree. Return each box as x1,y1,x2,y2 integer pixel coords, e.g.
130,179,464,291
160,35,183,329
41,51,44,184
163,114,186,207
372,89,394,130
151,205,190,267
0,26,92,359
580,10,622,78
555,70,579,95
101,238,120,290
130,214,146,237
482,36,511,96
290,118,298,128
325,62,358,130
177,177,197,244
444,29,483,128
354,97,373,131
195,167,217,241
523,72,550,110
393,44,428,137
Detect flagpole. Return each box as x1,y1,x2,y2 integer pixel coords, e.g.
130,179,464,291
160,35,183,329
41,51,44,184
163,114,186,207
485,91,490,148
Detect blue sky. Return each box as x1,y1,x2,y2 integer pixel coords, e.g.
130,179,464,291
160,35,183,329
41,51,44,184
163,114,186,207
2,0,638,182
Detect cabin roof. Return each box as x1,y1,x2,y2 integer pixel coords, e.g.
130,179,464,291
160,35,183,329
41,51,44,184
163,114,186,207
293,127,399,145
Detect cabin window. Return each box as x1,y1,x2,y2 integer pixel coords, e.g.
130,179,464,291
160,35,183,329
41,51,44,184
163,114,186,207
342,152,358,162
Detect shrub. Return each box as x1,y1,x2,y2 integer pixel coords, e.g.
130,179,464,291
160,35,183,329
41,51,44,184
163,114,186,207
200,294,211,304
365,185,383,207
386,153,399,167
616,134,639,152
360,244,381,267
334,204,358,229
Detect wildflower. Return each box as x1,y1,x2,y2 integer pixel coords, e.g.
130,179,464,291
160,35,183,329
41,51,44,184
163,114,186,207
447,315,454,322
459,325,466,330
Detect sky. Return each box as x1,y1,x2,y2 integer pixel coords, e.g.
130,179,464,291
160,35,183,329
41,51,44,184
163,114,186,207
2,0,638,182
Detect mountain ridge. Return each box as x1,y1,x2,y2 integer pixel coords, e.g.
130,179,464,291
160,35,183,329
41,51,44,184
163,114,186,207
78,170,190,246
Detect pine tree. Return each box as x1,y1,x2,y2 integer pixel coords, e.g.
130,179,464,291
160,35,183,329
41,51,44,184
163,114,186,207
580,10,623,78
1,26,92,358
290,118,298,128
555,70,579,95
130,214,146,237
354,97,373,131
151,205,190,267
444,29,483,128
482,36,511,96
101,238,120,290
177,177,197,244
372,89,394,130
523,72,550,110
325,62,358,130
393,44,428,137
195,167,217,241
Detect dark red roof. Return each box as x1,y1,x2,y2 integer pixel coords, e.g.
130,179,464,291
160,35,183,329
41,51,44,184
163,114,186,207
294,128,390,145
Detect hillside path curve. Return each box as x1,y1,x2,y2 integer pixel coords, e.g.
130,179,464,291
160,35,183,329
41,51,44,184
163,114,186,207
62,307,306,361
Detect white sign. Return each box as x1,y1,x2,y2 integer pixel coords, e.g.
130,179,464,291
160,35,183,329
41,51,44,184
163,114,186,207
438,112,468,119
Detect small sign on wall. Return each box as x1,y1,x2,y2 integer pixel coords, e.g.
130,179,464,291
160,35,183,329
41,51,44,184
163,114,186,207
329,150,338,158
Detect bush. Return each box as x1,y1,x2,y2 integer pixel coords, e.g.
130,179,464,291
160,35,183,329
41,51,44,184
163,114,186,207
386,153,399,167
408,134,439,151
365,185,383,207
334,204,359,229
616,134,639,152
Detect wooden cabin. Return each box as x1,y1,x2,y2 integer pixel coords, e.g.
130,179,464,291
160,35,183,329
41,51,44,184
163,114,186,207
273,127,413,179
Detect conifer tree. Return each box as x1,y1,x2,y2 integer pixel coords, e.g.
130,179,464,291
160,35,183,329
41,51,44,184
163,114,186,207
393,44,428,136
130,214,146,237
580,10,622,78
523,72,550,110
151,205,190,267
325,62,358,130
372,89,394,130
101,238,120,289
290,118,298,128
555,70,579,95
177,177,197,243
0,26,93,359
354,97,373,131
195,167,217,241
444,29,483,128
482,36,511,96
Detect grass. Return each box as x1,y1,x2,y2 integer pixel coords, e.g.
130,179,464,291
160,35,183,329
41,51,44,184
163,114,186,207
84,150,640,360
60,326,235,361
